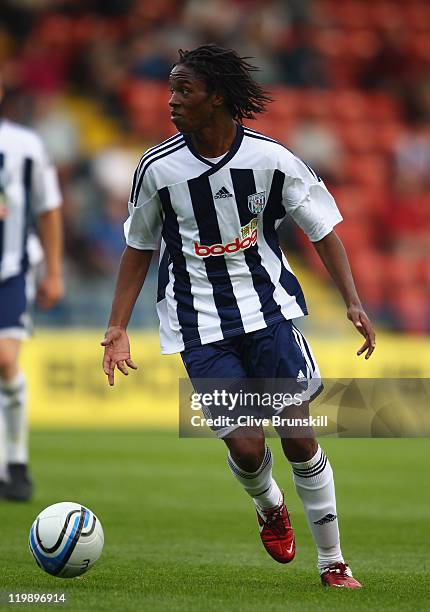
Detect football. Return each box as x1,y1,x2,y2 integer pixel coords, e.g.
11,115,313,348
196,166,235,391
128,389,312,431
29,502,104,578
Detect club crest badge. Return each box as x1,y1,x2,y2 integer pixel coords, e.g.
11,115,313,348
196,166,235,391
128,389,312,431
247,191,266,214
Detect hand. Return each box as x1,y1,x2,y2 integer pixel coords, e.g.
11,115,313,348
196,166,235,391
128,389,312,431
36,273,64,309
101,326,137,386
347,305,376,360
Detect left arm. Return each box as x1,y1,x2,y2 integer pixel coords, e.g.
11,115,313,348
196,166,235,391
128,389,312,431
313,230,376,359
37,208,64,309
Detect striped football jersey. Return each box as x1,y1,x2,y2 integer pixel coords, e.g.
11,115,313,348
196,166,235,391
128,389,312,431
0,120,62,282
125,124,342,354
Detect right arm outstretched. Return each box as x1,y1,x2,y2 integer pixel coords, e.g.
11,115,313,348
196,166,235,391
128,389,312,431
101,246,154,386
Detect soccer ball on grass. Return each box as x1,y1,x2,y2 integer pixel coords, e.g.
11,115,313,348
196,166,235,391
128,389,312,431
29,502,104,578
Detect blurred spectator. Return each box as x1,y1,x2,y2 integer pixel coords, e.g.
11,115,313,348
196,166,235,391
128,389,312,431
394,122,430,188
32,95,79,168
18,39,68,94
277,25,329,88
92,147,137,201
183,0,241,44
234,1,291,84
85,196,127,277
85,147,136,276
128,34,174,81
360,29,409,93
288,117,344,184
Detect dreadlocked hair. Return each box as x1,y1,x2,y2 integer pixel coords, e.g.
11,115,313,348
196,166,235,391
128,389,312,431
176,44,273,122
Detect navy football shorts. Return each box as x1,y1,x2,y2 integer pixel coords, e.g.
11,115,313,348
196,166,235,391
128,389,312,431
181,319,322,438
0,270,35,340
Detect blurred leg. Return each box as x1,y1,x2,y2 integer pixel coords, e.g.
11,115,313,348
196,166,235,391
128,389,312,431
0,338,28,464
0,337,31,499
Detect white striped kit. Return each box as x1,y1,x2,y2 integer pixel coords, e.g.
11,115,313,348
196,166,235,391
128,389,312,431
125,124,342,354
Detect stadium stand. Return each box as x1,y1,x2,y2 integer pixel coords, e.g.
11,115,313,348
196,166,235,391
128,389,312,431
1,0,428,332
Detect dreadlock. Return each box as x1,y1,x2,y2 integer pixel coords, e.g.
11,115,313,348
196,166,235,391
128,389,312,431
175,44,272,122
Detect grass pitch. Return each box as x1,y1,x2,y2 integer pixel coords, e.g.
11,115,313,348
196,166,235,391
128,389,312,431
0,431,428,611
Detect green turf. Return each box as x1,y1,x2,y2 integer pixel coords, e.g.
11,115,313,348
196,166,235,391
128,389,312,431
0,431,429,611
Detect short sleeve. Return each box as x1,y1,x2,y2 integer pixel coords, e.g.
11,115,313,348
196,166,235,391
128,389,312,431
281,158,342,242
124,167,162,250
32,142,62,214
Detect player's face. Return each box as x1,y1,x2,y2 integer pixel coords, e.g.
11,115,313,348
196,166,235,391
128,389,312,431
169,65,220,133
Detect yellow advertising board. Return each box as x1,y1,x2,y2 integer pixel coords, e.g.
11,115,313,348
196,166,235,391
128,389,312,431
22,330,429,428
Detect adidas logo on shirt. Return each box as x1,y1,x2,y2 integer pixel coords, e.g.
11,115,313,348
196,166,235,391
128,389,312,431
214,186,233,199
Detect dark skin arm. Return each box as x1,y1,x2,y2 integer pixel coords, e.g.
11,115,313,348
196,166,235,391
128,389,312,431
37,208,64,309
313,230,376,359
101,246,154,385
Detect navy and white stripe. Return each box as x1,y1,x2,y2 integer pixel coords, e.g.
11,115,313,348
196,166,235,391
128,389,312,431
21,157,33,271
261,168,307,315
244,126,279,145
292,448,328,479
130,133,185,206
0,120,61,282
158,186,198,347
292,322,316,375
230,168,283,326
156,240,170,303
188,174,245,338
125,123,342,354
0,151,5,266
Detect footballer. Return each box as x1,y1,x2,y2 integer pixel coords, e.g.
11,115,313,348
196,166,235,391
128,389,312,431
0,79,63,500
102,45,375,588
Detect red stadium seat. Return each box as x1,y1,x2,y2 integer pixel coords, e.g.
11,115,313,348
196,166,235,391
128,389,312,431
391,288,429,334
344,154,389,188
403,3,430,31
348,249,385,311
366,94,402,121
270,89,305,121
373,122,405,154
410,33,430,60
301,90,333,119
337,121,378,154
369,2,403,30
346,30,380,59
120,79,170,139
313,29,349,58
335,1,371,29
385,252,428,289
331,90,368,120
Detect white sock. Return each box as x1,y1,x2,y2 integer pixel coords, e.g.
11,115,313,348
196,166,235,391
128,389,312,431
0,371,28,465
228,446,283,510
290,445,344,570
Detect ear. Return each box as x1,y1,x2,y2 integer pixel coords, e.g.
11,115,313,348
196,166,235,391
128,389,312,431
211,92,224,108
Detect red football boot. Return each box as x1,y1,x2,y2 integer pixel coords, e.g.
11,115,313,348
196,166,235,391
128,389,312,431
256,496,295,563
320,562,362,588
